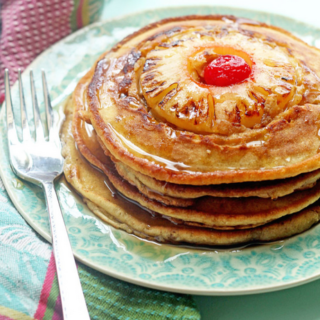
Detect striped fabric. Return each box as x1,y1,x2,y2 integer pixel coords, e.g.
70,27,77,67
34,255,62,320
0,307,35,320
0,0,104,104
32,253,201,320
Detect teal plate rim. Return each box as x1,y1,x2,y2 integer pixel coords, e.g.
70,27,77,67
2,6,320,296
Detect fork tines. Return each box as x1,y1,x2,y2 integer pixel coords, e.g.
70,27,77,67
5,69,54,143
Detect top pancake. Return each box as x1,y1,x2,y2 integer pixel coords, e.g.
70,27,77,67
78,15,320,185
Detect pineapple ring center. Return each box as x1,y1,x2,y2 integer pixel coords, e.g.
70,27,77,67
187,46,253,85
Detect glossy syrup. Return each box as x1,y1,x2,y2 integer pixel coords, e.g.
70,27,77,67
75,128,281,252
99,172,282,252
106,123,193,173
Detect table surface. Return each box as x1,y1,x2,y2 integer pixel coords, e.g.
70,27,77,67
101,2,320,319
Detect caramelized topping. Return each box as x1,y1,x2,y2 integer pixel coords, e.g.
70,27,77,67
95,21,320,135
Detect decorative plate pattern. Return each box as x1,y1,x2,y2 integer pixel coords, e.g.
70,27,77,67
2,6,320,295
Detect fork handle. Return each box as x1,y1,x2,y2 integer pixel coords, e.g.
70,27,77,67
42,181,90,320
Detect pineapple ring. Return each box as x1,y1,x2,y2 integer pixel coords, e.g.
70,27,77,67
140,33,305,134
82,15,320,184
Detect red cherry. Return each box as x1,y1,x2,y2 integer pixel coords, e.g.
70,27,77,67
204,55,251,86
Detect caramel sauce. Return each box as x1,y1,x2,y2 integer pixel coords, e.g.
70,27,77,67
76,167,284,251
106,123,193,172
73,114,261,249
78,117,188,224
80,120,109,164
79,163,281,251
74,116,286,249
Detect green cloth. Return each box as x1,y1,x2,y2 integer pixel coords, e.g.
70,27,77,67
79,264,200,319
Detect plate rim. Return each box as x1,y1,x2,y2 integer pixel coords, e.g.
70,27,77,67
2,5,320,295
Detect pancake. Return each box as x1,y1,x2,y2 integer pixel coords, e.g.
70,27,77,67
114,161,320,199
63,14,320,246
85,199,320,247
80,15,320,185
71,96,320,230
61,99,320,246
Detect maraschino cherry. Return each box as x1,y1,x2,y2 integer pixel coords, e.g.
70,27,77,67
204,55,251,87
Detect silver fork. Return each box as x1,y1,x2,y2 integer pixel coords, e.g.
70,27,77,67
5,69,90,320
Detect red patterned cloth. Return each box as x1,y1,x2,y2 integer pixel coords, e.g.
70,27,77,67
0,0,98,104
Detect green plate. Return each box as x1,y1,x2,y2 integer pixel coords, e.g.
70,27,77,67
2,6,320,295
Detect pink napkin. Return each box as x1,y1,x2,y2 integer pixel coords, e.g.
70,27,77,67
0,0,104,104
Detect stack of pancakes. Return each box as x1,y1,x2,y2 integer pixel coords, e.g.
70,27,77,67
61,15,320,246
